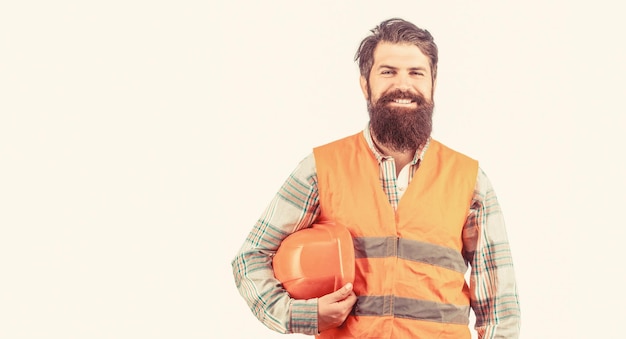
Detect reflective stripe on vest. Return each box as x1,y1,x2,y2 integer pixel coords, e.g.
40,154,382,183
353,236,467,273
353,295,470,324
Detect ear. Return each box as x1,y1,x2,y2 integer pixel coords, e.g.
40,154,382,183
359,76,369,100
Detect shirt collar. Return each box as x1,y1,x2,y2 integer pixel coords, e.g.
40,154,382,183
362,122,430,165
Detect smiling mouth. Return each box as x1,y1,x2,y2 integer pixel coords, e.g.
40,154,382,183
377,90,424,107
392,99,414,105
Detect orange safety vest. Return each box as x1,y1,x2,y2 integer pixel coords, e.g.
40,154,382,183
313,132,478,339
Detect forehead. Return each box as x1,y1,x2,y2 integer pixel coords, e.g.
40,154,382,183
372,42,430,69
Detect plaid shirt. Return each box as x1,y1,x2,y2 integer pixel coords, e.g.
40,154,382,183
232,127,521,338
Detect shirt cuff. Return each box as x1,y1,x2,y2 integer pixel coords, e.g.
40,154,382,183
290,298,319,335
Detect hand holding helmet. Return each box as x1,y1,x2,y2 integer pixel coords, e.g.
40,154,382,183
272,221,357,331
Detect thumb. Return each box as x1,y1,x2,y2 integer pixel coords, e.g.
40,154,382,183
329,283,353,301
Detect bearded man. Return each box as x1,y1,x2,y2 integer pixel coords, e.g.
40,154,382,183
232,18,521,339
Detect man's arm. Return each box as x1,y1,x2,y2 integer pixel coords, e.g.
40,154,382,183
231,154,321,335
463,168,521,339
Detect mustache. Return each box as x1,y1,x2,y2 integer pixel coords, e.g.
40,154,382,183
377,89,427,106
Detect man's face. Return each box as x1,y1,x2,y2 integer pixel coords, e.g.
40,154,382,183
360,42,436,152
360,42,435,107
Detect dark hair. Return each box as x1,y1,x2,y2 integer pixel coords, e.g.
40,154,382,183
355,18,438,82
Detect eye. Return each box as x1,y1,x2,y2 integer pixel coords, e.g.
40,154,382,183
381,69,395,76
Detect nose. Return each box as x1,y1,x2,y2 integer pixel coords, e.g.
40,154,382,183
393,73,412,91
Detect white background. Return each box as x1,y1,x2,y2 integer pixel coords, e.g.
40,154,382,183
1,1,625,338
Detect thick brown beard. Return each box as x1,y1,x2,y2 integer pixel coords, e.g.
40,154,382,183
368,90,434,153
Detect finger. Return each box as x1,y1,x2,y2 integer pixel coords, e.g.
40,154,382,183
331,283,353,301
337,291,357,307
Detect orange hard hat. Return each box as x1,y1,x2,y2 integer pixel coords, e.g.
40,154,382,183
272,222,355,300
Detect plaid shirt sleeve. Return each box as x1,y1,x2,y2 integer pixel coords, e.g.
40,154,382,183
231,153,321,335
463,168,521,338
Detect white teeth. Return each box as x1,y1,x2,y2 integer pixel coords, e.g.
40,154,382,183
394,99,412,104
